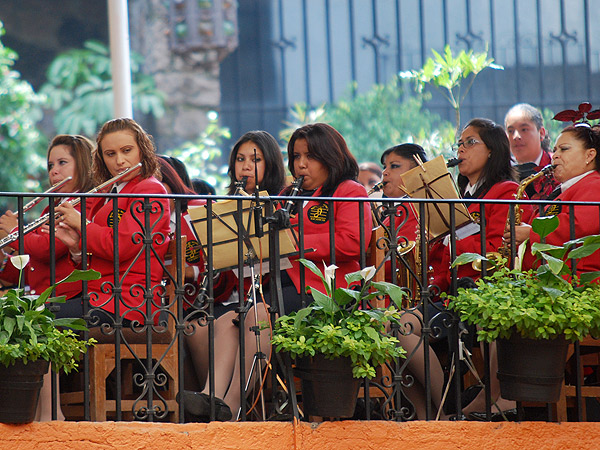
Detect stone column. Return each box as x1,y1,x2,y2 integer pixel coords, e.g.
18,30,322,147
128,0,237,152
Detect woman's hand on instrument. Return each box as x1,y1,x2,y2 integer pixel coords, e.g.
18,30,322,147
55,202,82,233
0,210,18,234
504,223,531,248
51,222,82,254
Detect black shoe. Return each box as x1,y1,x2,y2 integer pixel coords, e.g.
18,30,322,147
176,390,233,421
468,408,518,422
461,385,483,409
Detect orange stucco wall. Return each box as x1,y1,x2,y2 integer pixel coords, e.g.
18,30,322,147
2,420,600,449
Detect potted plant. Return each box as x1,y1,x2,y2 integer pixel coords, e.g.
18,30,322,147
447,216,600,402
271,259,406,418
0,254,100,423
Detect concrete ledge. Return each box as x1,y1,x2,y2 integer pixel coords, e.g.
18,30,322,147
2,420,600,449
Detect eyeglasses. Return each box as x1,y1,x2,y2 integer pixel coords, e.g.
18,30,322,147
452,138,482,152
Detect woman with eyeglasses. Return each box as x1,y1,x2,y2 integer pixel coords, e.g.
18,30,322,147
428,118,534,421
429,118,533,293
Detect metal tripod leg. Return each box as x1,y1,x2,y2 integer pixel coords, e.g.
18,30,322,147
236,265,267,420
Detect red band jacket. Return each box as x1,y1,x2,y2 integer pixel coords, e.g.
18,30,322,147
429,180,533,293
381,200,419,283
24,202,84,298
84,175,170,321
1,202,83,298
287,180,372,294
524,170,600,275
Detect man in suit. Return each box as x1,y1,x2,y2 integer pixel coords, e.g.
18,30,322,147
504,103,558,199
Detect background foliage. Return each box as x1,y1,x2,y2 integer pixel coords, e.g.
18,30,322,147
280,77,456,165
40,40,165,137
0,21,46,205
167,111,231,194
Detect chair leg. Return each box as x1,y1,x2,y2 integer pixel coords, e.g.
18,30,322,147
556,381,568,422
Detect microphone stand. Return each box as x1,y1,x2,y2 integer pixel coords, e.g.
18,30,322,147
238,158,305,420
237,150,267,420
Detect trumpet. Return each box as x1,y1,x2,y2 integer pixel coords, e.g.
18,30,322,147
0,163,142,250
472,163,556,271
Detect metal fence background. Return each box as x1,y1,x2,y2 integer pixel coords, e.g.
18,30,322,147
219,0,600,143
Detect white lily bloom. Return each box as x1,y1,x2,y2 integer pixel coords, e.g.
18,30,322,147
361,266,376,282
10,254,30,270
323,262,338,289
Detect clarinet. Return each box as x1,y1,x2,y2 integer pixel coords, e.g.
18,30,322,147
234,176,249,195
270,176,304,229
282,176,305,214
447,158,463,168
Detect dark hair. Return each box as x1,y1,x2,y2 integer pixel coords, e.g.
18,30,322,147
559,124,600,173
160,155,193,189
47,134,94,192
226,130,286,195
505,103,551,152
380,143,428,167
359,162,383,178
287,123,359,197
192,178,216,195
457,118,517,195
158,158,196,210
93,118,159,184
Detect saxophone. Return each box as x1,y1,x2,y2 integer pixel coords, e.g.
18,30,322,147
473,163,555,270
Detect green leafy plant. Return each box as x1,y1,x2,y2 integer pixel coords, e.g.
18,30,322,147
40,40,165,136
279,77,455,163
448,216,600,343
0,255,100,373
400,44,503,139
0,20,46,199
271,259,406,378
168,111,231,193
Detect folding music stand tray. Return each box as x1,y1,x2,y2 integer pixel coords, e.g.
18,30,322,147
187,195,297,273
400,155,474,240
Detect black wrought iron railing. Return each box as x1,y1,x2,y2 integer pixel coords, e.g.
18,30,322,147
1,191,599,423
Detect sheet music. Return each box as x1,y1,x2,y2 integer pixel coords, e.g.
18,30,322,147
187,194,297,271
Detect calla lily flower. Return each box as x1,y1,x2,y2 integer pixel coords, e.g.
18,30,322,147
10,254,30,270
323,262,338,289
360,266,376,282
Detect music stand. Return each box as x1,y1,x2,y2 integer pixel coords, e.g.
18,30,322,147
187,195,297,420
400,155,474,240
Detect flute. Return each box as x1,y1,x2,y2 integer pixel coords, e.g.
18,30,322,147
22,177,73,213
0,163,142,250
